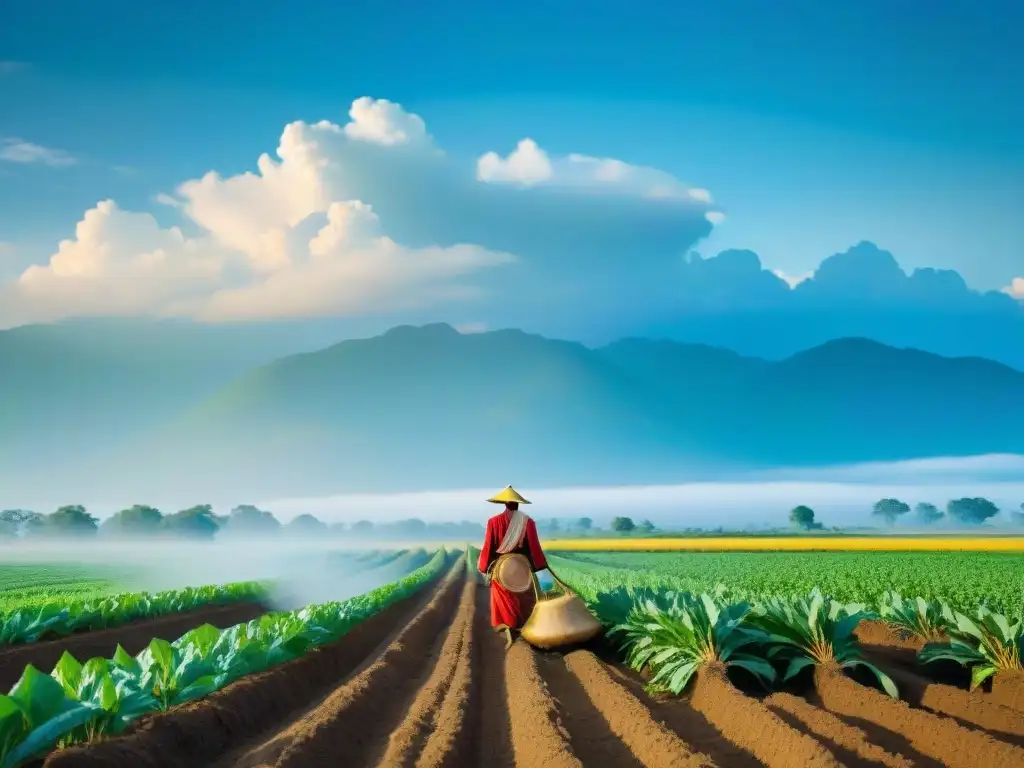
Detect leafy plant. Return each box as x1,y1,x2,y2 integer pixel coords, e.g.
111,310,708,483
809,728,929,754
919,606,1022,690
609,590,774,694
0,548,450,767
749,589,899,698
878,591,954,643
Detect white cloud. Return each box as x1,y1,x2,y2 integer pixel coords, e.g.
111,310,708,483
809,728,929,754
2,96,716,329
705,211,726,225
1003,277,1024,300
342,97,433,148
0,138,76,167
477,140,713,203
772,269,812,288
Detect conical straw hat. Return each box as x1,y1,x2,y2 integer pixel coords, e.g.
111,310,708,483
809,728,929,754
487,485,531,505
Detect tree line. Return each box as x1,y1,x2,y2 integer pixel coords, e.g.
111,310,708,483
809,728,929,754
0,505,650,541
789,498,1024,530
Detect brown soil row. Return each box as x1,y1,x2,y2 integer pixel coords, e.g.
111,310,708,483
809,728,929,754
376,575,476,768
763,692,912,768
42,560,455,768
227,557,467,767
813,663,1024,768
690,663,842,768
0,601,267,693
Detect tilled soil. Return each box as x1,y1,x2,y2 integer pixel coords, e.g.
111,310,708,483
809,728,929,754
0,601,267,693
41,580,1024,767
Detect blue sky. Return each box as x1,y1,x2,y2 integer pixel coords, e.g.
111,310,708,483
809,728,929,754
0,0,1021,326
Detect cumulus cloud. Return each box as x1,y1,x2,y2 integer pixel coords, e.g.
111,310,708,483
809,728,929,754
704,211,726,225
2,96,716,329
1004,278,1024,300
0,138,76,167
476,139,714,204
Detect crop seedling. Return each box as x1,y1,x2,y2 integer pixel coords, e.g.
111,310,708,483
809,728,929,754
610,590,775,694
748,588,899,698
919,605,1023,690
878,591,955,644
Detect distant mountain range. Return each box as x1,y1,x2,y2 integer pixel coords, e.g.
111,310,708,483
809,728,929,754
2,319,1023,506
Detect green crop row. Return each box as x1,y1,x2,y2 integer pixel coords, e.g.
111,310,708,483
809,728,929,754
0,547,452,767
0,580,268,647
0,565,126,615
551,551,1024,616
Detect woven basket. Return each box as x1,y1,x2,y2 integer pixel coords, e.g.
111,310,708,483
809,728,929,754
492,553,534,593
520,568,602,650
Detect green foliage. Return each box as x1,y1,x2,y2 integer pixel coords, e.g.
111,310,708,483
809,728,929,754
915,502,943,525
0,548,450,766
872,498,910,526
161,505,219,539
576,517,593,532
789,505,817,530
636,519,656,535
100,506,163,537
549,551,1024,615
32,507,98,538
750,589,898,697
946,497,1000,525
610,590,774,694
610,517,635,533
878,591,955,643
919,605,1023,690
0,582,265,646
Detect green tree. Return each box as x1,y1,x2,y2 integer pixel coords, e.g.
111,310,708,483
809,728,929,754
872,498,911,526
947,497,1000,526
1011,503,1024,526
545,519,561,534
0,509,37,537
222,504,281,536
162,504,219,539
42,505,99,537
285,513,327,536
610,516,635,533
101,505,164,537
915,502,943,525
637,519,656,535
575,517,593,534
789,505,817,530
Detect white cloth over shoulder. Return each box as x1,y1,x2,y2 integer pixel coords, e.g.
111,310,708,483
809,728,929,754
496,509,529,554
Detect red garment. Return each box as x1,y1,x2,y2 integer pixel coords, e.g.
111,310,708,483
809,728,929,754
478,510,549,629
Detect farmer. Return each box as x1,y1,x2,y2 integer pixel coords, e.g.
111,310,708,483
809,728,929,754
478,485,548,649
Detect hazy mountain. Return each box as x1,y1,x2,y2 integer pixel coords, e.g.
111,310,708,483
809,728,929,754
1,323,1005,503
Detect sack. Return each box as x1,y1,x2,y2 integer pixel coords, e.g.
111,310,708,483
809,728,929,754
492,553,534,593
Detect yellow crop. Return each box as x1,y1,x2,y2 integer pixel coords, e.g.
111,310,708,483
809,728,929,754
545,536,1024,552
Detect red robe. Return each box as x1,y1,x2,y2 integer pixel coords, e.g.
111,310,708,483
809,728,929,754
478,510,548,629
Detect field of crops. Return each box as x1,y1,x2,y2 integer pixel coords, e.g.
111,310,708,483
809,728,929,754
0,546,1021,767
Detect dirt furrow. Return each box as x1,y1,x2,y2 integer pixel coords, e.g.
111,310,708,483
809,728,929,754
562,650,717,768
536,651,644,767
764,692,912,768
877,663,1024,745
602,661,763,768
42,561,452,768
505,640,582,768
232,558,467,768
690,663,842,768
992,673,1024,713
376,575,476,768
473,580,514,768
814,663,1024,768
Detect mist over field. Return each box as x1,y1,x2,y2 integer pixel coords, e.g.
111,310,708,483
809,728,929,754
263,453,1024,530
